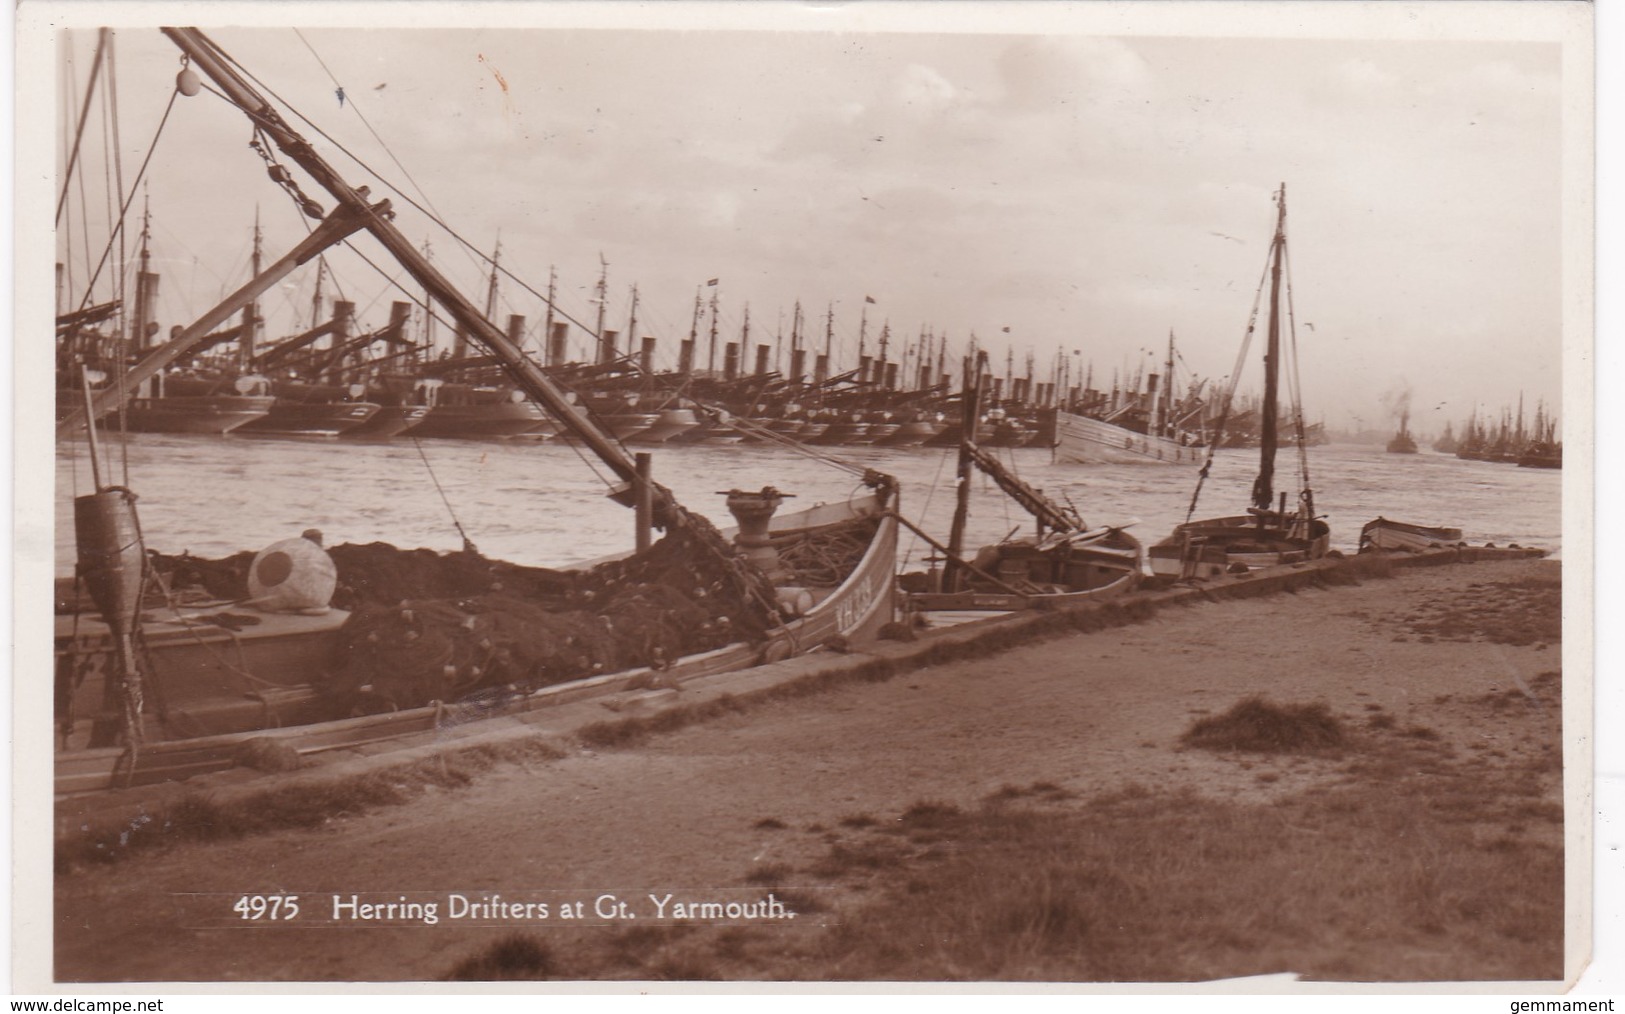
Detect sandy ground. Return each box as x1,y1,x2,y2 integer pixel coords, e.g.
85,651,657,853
50,557,1565,983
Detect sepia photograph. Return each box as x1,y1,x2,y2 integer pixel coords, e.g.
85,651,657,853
16,0,1597,993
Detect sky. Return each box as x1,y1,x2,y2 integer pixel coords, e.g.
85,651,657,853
45,3,1581,437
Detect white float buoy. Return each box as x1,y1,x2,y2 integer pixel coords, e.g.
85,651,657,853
247,532,337,614
176,67,201,97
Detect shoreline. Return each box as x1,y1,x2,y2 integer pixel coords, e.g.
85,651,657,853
50,553,1568,984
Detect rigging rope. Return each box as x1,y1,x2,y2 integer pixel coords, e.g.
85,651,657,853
409,435,479,554
215,41,603,339
1183,235,1275,523
55,30,108,228
1282,241,1313,507
70,88,180,316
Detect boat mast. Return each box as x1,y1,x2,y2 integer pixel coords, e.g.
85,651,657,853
1253,183,1287,514
687,287,702,375
823,302,834,381
543,264,556,353
627,282,639,365
857,303,868,378
242,209,262,369
484,237,501,319
131,197,152,347
707,285,720,374
944,352,984,592
592,254,608,361
1161,329,1176,437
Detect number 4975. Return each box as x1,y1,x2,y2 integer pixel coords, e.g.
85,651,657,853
233,894,299,920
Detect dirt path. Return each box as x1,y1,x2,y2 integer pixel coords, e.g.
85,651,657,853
52,559,1565,983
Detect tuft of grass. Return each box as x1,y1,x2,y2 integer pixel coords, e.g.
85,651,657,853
576,694,748,749
1180,697,1346,754
754,817,788,830
57,737,569,873
743,863,795,887
444,934,557,980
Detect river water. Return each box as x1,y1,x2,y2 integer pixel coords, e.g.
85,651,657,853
53,434,1562,576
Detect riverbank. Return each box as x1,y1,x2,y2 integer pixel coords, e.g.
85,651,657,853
51,556,1567,985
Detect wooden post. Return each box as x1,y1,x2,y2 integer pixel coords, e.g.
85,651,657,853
944,353,983,592
635,453,654,552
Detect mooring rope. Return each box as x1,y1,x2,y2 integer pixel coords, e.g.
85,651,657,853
409,436,479,554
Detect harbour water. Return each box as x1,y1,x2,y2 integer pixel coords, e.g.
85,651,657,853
53,434,1562,578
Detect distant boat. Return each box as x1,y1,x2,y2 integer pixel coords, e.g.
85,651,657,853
1432,422,1458,454
1054,331,1205,465
1386,410,1417,454
1149,184,1330,581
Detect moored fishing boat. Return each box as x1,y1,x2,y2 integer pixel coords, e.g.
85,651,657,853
902,352,1147,613
1357,517,1465,554
1054,331,1207,465
1053,411,1205,464
53,28,900,794
1148,184,1331,581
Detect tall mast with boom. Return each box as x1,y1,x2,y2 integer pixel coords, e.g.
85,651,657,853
153,27,721,523
1252,184,1287,514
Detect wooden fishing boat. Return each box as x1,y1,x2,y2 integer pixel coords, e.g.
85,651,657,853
53,28,899,794
123,374,276,435
1149,184,1330,581
1054,331,1206,465
1053,411,1206,464
903,352,1147,613
54,488,897,793
1357,517,1465,554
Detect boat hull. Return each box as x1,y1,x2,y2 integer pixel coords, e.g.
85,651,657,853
410,402,551,439
343,404,429,440
1358,517,1464,553
1148,512,1331,580
54,496,898,793
234,401,381,438
1053,411,1205,465
122,396,276,435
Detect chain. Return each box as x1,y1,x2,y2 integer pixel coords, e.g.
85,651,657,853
249,128,326,220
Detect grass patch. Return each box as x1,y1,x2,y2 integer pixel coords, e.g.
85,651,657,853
444,934,557,980
1397,578,1560,646
57,737,568,873
546,739,1561,982
1180,697,1347,754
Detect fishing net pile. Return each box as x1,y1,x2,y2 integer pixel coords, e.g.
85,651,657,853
145,517,879,715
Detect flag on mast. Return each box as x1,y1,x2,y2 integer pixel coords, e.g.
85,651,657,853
864,295,876,304
706,278,719,286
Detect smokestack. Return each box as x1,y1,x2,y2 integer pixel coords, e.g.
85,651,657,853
859,355,873,384
678,339,695,375
724,342,740,381
790,348,807,386
755,344,770,376
331,300,354,379
506,314,526,349
884,362,899,390
814,354,828,386
135,269,161,349
992,377,1004,403
547,321,569,367
640,336,657,373
599,328,619,366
